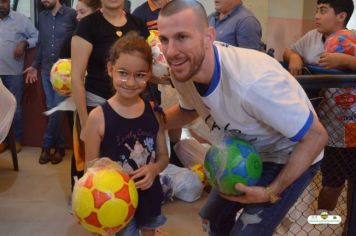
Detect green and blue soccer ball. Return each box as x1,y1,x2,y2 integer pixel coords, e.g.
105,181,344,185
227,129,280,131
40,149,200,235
204,136,262,195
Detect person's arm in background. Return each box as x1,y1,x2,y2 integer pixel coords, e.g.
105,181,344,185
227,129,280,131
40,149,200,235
14,16,38,60
283,32,311,76
24,39,41,80
236,16,263,51
83,106,103,166
24,15,42,84
165,104,199,130
319,53,356,70
71,35,93,134
283,48,304,76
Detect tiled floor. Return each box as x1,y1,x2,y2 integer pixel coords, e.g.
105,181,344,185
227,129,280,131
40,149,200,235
0,147,207,236
1,146,347,236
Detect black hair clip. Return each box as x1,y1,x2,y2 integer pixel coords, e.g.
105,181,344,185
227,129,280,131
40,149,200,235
153,103,164,113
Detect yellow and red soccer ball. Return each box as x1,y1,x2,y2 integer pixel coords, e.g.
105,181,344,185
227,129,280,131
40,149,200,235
50,59,72,96
190,163,209,187
325,29,356,56
72,162,138,235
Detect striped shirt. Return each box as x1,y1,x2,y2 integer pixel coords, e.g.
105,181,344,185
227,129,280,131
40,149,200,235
132,0,160,30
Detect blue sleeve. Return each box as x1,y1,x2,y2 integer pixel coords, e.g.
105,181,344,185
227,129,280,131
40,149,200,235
290,111,314,142
235,16,263,50
23,17,38,48
208,13,216,27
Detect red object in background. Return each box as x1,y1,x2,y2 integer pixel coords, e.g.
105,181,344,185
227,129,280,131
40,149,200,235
334,93,356,109
324,29,356,56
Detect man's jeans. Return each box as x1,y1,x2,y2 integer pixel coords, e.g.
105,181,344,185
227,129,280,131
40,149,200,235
0,75,24,142
199,161,320,236
41,74,65,148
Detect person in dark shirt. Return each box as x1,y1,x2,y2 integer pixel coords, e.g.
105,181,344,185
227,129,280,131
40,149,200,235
59,0,101,59
83,32,168,236
208,0,264,51
24,0,77,165
133,0,169,30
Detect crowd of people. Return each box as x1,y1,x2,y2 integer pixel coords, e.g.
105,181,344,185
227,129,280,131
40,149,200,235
0,0,355,235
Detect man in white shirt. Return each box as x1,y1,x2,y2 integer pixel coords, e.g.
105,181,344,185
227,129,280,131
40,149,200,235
157,1,328,235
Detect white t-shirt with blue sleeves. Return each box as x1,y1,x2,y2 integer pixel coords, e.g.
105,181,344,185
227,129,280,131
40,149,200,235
175,42,323,164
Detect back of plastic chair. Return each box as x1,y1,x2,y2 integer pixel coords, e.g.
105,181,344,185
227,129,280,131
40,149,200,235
0,80,16,143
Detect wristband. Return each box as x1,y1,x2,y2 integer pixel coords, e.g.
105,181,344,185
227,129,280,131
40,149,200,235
265,186,280,204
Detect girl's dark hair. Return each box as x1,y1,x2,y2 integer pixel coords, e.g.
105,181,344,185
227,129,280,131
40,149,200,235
78,0,101,10
317,0,354,26
108,31,152,70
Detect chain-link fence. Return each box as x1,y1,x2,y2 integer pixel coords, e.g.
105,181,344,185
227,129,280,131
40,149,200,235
275,71,356,236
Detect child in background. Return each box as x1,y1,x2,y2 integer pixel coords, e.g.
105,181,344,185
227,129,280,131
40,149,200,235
284,2,355,234
83,32,168,236
283,0,355,74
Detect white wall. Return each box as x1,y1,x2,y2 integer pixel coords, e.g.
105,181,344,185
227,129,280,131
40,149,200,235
347,0,356,29
131,0,215,14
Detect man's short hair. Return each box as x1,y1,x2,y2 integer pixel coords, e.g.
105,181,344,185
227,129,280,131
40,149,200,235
317,0,354,26
159,0,208,29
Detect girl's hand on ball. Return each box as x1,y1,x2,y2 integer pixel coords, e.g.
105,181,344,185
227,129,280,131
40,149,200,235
130,164,159,190
319,52,343,69
220,184,270,204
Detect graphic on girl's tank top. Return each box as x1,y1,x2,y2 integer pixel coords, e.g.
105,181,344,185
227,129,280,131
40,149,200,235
100,101,159,173
120,138,156,173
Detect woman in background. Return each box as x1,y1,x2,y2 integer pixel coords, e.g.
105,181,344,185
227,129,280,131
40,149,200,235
58,0,101,197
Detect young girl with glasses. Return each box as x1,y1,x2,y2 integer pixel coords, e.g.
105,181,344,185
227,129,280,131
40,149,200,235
83,32,169,236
